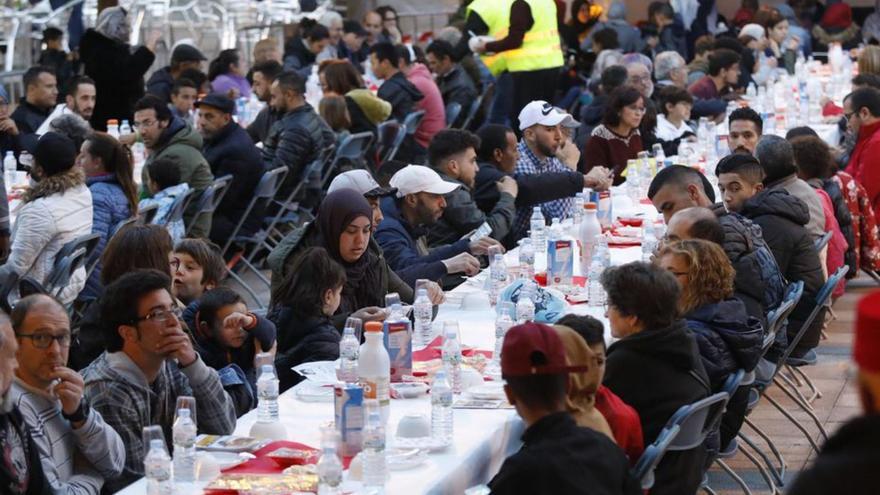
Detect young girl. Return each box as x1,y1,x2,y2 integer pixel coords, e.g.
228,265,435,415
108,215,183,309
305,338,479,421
195,287,277,415
271,246,347,391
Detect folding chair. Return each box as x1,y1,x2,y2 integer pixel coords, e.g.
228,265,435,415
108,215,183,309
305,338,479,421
813,231,832,252
185,175,233,237
376,121,407,163
222,167,288,308
632,391,730,490
401,110,425,139
445,102,462,128
153,188,196,227
461,82,494,130
326,132,374,181
137,203,159,224
44,233,101,303
111,217,136,238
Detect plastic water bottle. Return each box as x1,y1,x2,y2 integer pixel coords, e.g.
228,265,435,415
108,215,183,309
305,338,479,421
530,207,546,254
597,234,611,268
489,253,508,304
431,369,454,443
339,326,359,383
587,257,606,307
441,326,462,394
518,238,535,280
652,143,666,164
413,288,433,346
642,221,657,262
144,439,172,495
317,430,343,494
516,282,536,323
119,119,132,136
361,399,387,489
3,151,15,190
578,202,601,275
626,159,641,204
257,364,280,423
358,322,391,422
106,119,119,139
571,193,584,225
172,408,197,482
493,302,514,365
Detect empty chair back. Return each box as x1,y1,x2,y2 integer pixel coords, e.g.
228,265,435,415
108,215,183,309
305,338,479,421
402,110,425,136
445,102,462,128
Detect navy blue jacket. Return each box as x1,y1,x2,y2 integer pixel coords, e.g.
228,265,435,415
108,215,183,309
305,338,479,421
145,66,175,103
202,122,264,238
81,174,133,300
375,197,471,286
270,307,340,392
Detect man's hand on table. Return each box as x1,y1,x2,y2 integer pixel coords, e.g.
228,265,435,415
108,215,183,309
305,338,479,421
351,306,387,323
443,252,481,276
469,237,503,256
584,166,613,191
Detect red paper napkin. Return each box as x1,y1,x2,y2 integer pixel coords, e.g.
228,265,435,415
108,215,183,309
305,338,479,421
412,336,493,361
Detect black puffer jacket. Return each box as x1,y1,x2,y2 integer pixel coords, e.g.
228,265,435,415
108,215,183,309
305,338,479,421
261,103,335,196
741,189,825,355
685,299,764,391
436,65,477,126
377,71,424,123
713,206,787,323
814,178,857,278
270,308,340,392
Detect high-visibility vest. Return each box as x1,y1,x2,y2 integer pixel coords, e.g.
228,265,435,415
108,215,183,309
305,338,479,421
467,0,564,76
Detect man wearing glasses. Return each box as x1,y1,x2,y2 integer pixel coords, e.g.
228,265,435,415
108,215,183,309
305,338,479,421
10,294,124,494
81,269,236,492
844,87,880,216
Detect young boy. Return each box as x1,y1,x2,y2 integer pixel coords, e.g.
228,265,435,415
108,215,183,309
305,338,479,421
173,238,225,306
655,85,695,157
169,78,198,126
38,27,73,96
715,153,825,359
488,322,639,495
194,287,276,416
139,157,190,243
555,314,644,465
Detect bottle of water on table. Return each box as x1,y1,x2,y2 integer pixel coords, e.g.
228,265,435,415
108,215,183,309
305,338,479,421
413,288,433,346
3,151,15,191
362,399,387,489
172,408,197,482
489,253,508,304
145,439,172,495
516,282,536,323
431,369,454,443
257,364,279,422
587,257,606,307
317,429,343,495
493,302,515,365
441,325,463,394
339,325,360,383
518,238,535,280
530,207,546,254
642,221,658,262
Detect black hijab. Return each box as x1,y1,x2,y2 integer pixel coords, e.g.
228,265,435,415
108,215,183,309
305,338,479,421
316,189,384,309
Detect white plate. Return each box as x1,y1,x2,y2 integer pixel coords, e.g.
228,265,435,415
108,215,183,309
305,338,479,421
209,451,254,470
391,436,451,452
295,382,334,402
468,383,506,400
387,448,427,470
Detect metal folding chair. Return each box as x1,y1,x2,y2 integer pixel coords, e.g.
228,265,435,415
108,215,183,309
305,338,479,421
377,121,407,163
445,102,462,128
44,233,101,303
461,82,494,130
813,231,832,252
326,132,374,181
401,110,425,139
153,188,196,227
137,203,159,224
185,174,233,237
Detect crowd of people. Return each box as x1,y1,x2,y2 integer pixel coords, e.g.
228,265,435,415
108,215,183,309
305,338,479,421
0,0,877,494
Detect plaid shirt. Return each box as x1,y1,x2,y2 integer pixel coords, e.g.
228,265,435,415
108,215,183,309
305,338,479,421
82,352,236,493
512,141,575,240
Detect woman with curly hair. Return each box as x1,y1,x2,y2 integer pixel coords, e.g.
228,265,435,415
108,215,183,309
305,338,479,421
657,239,764,449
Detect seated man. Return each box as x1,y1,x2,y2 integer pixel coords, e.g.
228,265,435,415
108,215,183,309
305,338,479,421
10,295,124,493
648,165,785,326
716,153,825,360
687,48,740,101
195,93,265,244
727,107,762,155
426,129,518,247
11,66,58,150
473,124,611,215
425,40,477,128
601,262,711,495
168,78,198,126
82,269,236,492
36,76,97,135
375,165,499,287
246,60,283,145
146,44,206,104
488,321,639,495
172,238,225,313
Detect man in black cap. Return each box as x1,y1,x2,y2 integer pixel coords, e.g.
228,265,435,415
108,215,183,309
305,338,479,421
487,321,640,495
146,44,207,104
195,93,264,245
339,20,369,71
0,132,92,304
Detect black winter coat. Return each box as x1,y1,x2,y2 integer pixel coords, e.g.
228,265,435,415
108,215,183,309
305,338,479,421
261,103,335,198
79,29,155,130
787,414,880,495
246,106,281,145
202,122,265,240
604,319,711,495
271,308,340,392
741,189,825,355
473,161,583,216
283,36,318,77
377,71,424,123
436,65,477,127
9,100,50,151
145,67,175,104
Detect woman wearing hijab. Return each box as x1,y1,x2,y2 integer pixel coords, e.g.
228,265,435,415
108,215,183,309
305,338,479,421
79,6,160,130
552,324,614,440
268,188,414,328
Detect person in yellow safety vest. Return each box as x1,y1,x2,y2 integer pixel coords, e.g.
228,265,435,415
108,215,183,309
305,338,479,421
452,0,565,133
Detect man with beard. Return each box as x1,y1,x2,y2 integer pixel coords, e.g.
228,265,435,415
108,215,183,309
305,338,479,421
245,60,283,144
36,76,96,136
375,165,500,286
728,107,762,155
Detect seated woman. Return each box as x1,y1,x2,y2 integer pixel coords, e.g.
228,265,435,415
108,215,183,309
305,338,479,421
77,132,139,300
209,49,251,99
271,247,345,391
319,94,352,145
320,60,391,136
267,188,413,328
583,86,645,185
654,85,695,157
601,262,711,495
656,239,763,449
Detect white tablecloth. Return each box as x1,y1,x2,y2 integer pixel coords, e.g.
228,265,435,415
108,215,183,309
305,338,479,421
118,192,654,495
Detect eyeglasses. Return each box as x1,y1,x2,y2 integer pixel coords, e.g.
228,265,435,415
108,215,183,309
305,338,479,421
133,119,157,129
17,332,73,349
134,307,183,324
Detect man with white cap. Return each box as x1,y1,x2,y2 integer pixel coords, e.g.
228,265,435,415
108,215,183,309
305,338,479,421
375,165,501,287
511,101,612,242
327,169,397,229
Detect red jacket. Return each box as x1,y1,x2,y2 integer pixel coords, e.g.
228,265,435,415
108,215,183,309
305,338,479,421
846,119,880,216
594,385,644,465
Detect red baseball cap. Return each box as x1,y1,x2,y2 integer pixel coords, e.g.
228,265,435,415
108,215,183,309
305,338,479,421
854,291,880,373
501,322,587,377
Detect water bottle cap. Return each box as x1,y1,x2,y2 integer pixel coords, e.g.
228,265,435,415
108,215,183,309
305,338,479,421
416,288,428,297
177,408,191,418
260,364,274,374
385,292,401,308
533,206,541,212
493,253,504,262
149,439,166,450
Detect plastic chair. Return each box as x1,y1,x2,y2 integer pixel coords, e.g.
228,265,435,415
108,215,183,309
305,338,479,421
154,188,195,227
185,174,233,237
460,82,494,130
401,110,425,138
445,102,462,128
813,231,832,252
377,121,407,163
327,132,374,179
632,424,681,490
43,233,101,302
137,203,159,224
